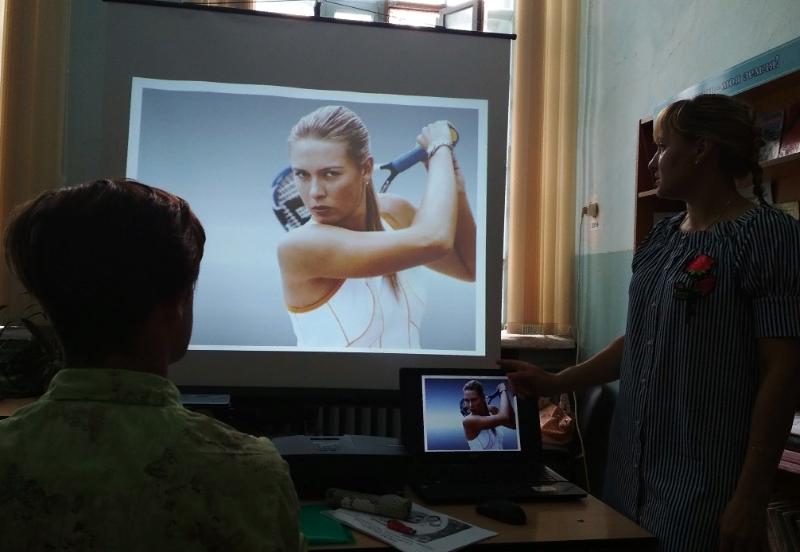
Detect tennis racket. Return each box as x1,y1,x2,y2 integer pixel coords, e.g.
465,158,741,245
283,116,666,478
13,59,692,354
271,125,459,231
378,125,459,193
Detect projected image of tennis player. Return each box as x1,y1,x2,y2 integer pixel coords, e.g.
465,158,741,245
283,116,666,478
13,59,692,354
460,379,516,450
277,105,476,348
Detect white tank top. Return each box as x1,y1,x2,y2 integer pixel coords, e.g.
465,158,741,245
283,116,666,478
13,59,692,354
287,269,425,349
467,427,504,451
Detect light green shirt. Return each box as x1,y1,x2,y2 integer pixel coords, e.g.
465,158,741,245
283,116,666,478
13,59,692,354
0,368,306,552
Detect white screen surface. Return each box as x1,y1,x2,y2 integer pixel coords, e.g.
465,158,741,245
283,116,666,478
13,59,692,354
127,78,487,356
64,1,511,390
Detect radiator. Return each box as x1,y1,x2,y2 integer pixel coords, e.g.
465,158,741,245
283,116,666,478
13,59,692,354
307,404,402,438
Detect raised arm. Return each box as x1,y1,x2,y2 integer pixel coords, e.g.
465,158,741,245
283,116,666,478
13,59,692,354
278,121,458,283
497,335,625,399
381,156,476,281
496,383,516,429
426,157,476,281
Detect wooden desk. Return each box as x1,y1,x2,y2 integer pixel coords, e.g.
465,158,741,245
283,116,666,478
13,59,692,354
315,493,655,550
0,397,37,418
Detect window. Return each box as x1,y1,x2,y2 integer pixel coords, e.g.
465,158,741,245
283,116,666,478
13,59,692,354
251,0,316,17
388,6,440,27
207,1,514,33
333,11,373,22
440,3,475,31
323,0,382,22
483,0,513,34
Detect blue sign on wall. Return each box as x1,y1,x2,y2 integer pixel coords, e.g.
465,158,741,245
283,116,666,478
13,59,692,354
654,34,800,116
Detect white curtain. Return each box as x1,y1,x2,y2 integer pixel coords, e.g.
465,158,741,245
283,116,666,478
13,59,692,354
505,0,580,336
0,0,70,310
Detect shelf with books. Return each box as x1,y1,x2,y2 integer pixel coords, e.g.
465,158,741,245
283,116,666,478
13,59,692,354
762,150,800,169
780,448,800,476
635,118,656,197
766,499,800,552
765,411,799,549
633,189,683,245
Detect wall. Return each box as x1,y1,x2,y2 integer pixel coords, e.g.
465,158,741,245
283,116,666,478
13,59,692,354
575,0,800,359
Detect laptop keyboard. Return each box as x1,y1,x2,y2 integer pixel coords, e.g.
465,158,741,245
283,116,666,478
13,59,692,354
410,464,573,502
418,463,563,485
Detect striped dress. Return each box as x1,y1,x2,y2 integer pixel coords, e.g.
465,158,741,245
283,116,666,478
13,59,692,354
603,205,800,552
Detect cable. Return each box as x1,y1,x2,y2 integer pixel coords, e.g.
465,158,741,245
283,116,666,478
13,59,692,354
570,0,599,496
571,208,592,494
571,390,591,493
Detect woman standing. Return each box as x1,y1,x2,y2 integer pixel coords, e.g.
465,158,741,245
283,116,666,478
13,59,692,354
499,94,800,552
278,105,476,349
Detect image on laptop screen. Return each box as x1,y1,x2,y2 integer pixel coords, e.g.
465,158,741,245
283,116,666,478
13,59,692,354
421,375,521,453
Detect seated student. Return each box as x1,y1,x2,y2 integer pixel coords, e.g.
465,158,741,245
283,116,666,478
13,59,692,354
0,179,306,551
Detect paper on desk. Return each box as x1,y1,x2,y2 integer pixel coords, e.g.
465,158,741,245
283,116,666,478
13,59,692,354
326,503,496,552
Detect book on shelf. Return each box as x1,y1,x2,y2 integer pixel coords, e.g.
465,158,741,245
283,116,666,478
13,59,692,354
784,448,800,461
786,509,800,552
781,448,800,474
756,110,784,162
735,177,773,205
767,500,800,552
775,201,800,220
778,99,800,158
653,211,681,225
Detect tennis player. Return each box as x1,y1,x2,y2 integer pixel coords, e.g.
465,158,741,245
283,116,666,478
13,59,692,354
277,105,476,348
461,380,516,450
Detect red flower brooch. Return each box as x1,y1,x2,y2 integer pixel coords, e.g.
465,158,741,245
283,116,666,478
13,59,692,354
673,253,716,320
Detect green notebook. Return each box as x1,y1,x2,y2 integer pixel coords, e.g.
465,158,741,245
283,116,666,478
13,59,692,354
300,504,355,546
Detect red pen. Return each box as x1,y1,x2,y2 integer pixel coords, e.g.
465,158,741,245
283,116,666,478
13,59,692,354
387,519,416,535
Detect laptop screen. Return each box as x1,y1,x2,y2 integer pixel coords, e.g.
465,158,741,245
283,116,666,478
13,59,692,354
401,368,540,461
421,375,521,453
401,368,586,501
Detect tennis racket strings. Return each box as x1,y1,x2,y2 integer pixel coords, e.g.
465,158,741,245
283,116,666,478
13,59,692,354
272,167,310,231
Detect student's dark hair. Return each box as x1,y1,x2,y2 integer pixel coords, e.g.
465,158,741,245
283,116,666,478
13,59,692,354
463,379,485,398
4,178,205,365
654,94,765,203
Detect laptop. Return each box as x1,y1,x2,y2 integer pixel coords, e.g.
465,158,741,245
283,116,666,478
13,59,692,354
400,367,586,503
